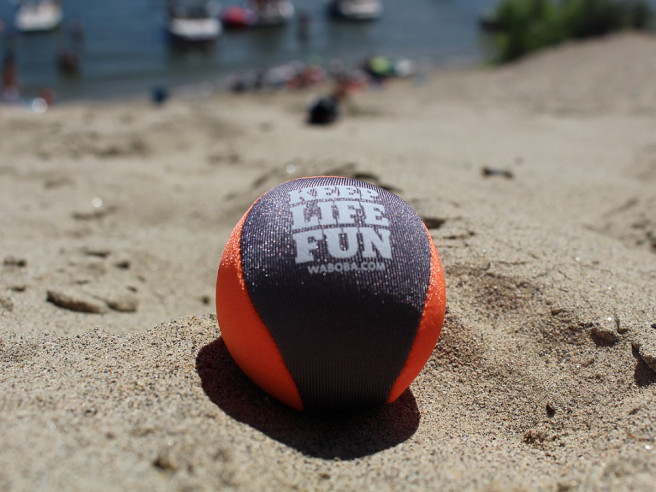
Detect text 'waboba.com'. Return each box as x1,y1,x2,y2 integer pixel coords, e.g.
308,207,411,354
288,184,393,266
306,261,386,275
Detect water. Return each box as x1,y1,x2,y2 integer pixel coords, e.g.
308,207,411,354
0,0,508,101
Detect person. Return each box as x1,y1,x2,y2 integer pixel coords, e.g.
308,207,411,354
2,51,20,102
308,95,338,125
57,50,80,75
307,81,349,126
151,86,169,106
363,56,393,85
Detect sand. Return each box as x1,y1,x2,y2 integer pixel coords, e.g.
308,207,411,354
1,32,655,491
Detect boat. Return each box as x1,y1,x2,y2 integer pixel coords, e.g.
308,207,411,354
166,0,222,46
14,0,63,32
329,0,382,21
251,0,294,27
219,5,257,29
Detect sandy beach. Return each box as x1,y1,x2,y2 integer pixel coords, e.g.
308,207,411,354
1,32,655,491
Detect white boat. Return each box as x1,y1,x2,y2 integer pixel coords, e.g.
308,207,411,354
251,0,294,26
15,0,63,32
330,0,382,21
166,0,222,45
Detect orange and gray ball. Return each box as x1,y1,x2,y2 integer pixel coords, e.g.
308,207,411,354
216,176,446,412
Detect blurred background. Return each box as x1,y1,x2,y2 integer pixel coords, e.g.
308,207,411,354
0,0,495,102
1,0,655,103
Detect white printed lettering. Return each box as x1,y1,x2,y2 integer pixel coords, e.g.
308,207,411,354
333,200,362,225
359,188,379,201
314,186,338,200
361,228,392,259
290,203,319,230
361,202,389,226
317,201,337,226
293,230,324,263
324,227,360,259
335,185,360,198
288,188,316,205
288,184,392,265
288,185,379,205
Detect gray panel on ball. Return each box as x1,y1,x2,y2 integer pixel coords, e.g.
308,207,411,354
240,177,431,412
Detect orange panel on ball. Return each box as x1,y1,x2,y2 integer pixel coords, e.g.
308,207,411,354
387,228,446,403
216,210,304,411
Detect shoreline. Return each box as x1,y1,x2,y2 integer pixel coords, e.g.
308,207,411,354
2,48,483,108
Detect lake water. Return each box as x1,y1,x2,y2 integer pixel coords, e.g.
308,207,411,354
0,0,631,102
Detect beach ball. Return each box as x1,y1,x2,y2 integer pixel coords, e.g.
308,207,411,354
215,176,446,412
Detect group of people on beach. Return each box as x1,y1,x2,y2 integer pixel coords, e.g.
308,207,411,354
226,55,419,125
228,54,417,94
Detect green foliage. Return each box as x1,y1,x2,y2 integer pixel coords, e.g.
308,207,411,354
482,0,654,63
